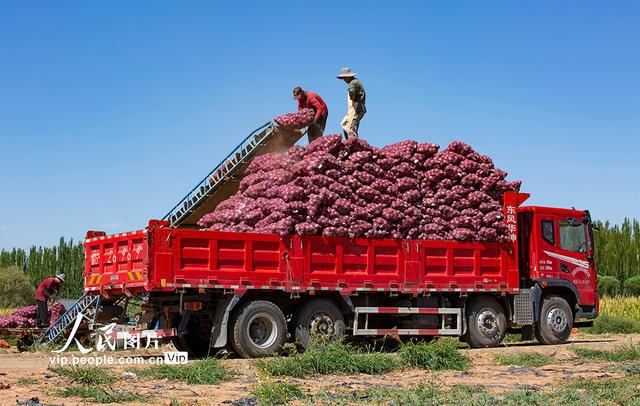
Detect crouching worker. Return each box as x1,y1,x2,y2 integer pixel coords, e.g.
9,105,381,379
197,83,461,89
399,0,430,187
35,273,65,328
293,86,329,143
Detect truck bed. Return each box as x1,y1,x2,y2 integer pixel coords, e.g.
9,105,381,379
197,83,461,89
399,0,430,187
84,221,520,296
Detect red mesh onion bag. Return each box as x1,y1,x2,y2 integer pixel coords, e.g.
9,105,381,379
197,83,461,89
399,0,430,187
274,108,315,129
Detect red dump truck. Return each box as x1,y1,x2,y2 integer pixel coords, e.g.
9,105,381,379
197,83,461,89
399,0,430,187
83,190,599,358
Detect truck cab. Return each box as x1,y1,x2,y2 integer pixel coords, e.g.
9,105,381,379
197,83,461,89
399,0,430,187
516,206,599,342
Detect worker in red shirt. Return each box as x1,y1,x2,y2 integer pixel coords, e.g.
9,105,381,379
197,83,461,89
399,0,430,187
35,273,65,328
293,87,329,143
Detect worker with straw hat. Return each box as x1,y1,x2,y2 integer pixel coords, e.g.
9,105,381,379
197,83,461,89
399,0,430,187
337,67,366,139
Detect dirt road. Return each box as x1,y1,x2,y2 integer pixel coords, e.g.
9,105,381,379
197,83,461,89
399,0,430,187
1,332,638,405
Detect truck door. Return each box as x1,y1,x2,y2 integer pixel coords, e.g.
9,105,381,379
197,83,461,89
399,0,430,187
537,215,596,306
555,217,596,305
535,216,559,280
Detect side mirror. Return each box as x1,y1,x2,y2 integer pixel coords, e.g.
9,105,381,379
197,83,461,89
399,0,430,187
567,218,582,227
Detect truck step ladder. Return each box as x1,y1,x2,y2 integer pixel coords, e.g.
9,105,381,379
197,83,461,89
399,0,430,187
163,122,303,227
352,307,463,336
38,294,102,346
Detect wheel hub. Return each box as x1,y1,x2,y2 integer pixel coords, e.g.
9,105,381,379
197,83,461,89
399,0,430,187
546,307,568,333
309,313,335,338
476,310,499,338
247,313,278,349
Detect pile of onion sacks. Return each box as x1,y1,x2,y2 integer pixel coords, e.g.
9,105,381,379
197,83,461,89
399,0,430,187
198,135,521,241
0,303,66,328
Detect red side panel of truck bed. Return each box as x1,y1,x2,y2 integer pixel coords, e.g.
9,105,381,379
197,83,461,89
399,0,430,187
84,229,149,296
85,225,519,296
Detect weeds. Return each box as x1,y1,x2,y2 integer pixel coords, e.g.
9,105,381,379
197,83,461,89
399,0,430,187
56,385,143,403
573,344,640,361
314,383,510,405
319,382,442,405
587,314,640,334
0,335,17,347
494,352,554,367
256,341,471,379
137,358,231,384
15,377,38,385
50,365,116,385
255,342,401,378
399,341,470,371
252,379,304,405
570,378,640,404
502,333,526,344
309,378,640,405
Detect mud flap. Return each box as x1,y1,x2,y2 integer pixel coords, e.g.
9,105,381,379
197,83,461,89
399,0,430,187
210,293,244,348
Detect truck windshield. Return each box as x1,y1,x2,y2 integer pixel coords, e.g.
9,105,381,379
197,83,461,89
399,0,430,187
559,220,588,253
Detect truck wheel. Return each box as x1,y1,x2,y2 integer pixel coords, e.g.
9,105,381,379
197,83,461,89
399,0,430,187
464,296,507,348
294,299,345,349
173,313,213,358
535,296,573,345
229,300,286,358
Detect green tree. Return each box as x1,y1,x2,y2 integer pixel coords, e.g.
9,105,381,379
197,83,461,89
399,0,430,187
0,266,35,308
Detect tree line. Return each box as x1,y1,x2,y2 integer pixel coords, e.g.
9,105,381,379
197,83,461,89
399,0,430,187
0,218,638,299
593,218,640,296
0,237,85,298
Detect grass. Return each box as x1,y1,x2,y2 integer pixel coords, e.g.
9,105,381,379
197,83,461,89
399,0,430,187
314,382,443,405
569,378,640,405
56,385,144,403
502,333,526,344
255,342,401,378
15,377,38,385
50,365,116,385
494,352,554,367
256,341,471,379
314,383,522,405
0,335,18,347
252,380,304,405
398,340,470,371
587,314,640,334
573,344,640,361
137,358,231,384
311,378,640,405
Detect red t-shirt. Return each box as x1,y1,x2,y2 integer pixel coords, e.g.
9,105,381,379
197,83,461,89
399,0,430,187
298,91,328,122
35,277,61,302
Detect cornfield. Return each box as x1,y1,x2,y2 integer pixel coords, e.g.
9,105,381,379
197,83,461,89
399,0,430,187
0,308,15,317
600,297,640,321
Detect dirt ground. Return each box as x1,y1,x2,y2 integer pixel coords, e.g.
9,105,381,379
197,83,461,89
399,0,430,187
0,332,638,405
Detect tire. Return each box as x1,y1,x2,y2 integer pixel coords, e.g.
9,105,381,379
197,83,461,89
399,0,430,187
535,296,573,345
229,300,287,358
171,336,188,352
173,313,213,358
294,299,345,349
463,296,507,348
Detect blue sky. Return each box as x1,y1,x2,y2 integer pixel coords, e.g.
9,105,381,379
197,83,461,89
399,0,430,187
0,1,638,249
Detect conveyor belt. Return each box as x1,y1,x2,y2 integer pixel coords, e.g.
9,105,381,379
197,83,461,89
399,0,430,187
163,122,303,227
